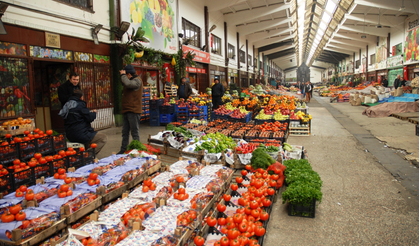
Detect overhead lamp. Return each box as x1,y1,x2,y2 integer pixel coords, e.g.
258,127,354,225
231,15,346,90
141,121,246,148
178,33,184,38
112,21,130,39
0,3,8,35
91,24,102,45
361,35,367,39
209,25,217,32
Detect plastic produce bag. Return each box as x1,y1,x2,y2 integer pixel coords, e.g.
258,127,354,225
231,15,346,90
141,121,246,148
225,149,234,165
203,153,221,164
238,153,252,165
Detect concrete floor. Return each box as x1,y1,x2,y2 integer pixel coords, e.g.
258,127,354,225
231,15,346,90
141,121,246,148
95,97,419,245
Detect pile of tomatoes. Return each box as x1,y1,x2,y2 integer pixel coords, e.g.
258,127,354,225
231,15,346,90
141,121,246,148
1,203,26,223
87,172,100,186
57,184,73,198
173,187,189,201
193,168,282,246
176,210,197,227
121,203,155,226
142,178,156,192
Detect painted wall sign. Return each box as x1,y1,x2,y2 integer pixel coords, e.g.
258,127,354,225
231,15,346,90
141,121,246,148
405,15,419,62
30,46,72,60
93,54,110,63
182,45,210,63
45,32,61,48
187,67,197,73
74,52,93,62
0,42,27,56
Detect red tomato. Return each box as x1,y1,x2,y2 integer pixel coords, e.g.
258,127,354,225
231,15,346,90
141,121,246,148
34,153,42,159
217,204,226,213
245,165,252,170
235,177,243,184
58,190,67,198
1,212,15,223
66,190,73,196
176,176,184,183
206,216,217,227
260,211,269,221
227,229,239,240
254,226,266,237
233,214,243,224
194,236,205,246
19,185,27,192
9,205,21,215
13,159,20,165
89,173,98,180
46,130,53,135
267,188,275,196
231,184,238,191
15,211,26,221
79,147,85,152
60,184,69,192
220,237,230,246
218,217,226,226
5,134,12,139
59,174,67,180
241,170,248,176
178,188,185,194
87,179,96,186
95,179,100,185
58,168,66,175
262,199,272,207
64,177,72,184
90,143,97,149
223,194,231,202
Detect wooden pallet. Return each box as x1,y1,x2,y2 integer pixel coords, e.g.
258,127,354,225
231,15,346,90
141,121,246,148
409,117,419,124
392,112,419,120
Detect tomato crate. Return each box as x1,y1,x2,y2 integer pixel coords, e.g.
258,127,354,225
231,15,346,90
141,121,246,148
50,158,68,174
0,143,19,168
0,172,12,195
12,167,35,191
34,161,52,180
36,136,54,155
67,149,95,169
288,199,316,218
52,134,67,152
150,99,163,109
18,139,37,161
160,113,176,124
176,106,188,113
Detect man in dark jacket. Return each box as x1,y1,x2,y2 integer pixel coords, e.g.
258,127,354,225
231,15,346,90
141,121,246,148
177,77,192,100
59,89,107,155
394,75,401,89
118,65,143,154
382,76,389,87
58,72,81,107
211,78,224,109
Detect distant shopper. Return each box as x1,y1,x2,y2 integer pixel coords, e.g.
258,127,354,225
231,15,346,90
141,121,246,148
212,78,224,109
58,72,80,108
394,75,401,89
118,65,143,154
305,81,312,102
382,76,388,88
177,77,192,100
59,89,107,155
400,77,406,87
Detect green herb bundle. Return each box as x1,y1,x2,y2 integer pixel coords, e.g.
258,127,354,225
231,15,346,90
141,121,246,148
250,147,276,170
127,140,148,152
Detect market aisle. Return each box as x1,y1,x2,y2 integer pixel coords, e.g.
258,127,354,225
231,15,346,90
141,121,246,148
264,98,419,245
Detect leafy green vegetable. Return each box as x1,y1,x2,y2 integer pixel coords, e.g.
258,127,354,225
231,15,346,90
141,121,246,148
283,159,312,177
167,124,174,131
266,145,279,152
285,169,322,189
127,140,147,152
282,182,322,206
250,147,276,170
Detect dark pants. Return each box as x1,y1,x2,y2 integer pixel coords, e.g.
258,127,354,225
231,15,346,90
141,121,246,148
212,97,223,109
120,112,141,152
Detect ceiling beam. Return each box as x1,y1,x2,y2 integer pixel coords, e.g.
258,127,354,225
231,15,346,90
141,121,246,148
355,0,419,15
327,43,360,52
258,40,293,52
311,65,326,70
247,28,292,43
253,36,292,48
284,66,298,71
263,44,294,55
237,18,290,36
329,39,366,49
267,48,295,59
205,0,247,12
224,3,290,26
333,32,376,44
338,24,390,37
345,13,406,27
324,47,354,55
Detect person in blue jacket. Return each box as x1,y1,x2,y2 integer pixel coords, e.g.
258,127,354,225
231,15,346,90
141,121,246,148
59,89,107,154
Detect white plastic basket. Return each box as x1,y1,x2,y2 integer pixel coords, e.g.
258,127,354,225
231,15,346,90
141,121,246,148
67,142,85,149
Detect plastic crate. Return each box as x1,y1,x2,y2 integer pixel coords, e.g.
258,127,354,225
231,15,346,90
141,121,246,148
36,136,54,155
150,118,160,126
50,158,68,174
159,105,175,114
231,112,252,123
19,139,37,161
0,143,19,168
34,162,52,180
176,106,188,113
160,113,176,124
288,199,316,218
0,173,12,195
68,149,95,169
52,134,67,152
143,87,150,92
12,168,35,191
200,106,208,115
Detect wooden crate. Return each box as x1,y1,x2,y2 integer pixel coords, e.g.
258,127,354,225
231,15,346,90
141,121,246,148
0,218,66,246
147,159,162,175
0,122,35,138
60,196,102,225
126,171,148,190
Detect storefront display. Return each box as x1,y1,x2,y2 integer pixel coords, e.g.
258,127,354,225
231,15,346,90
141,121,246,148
240,71,248,88
388,68,404,87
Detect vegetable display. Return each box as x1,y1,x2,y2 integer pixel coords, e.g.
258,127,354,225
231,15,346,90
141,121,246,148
195,132,236,153
250,147,276,170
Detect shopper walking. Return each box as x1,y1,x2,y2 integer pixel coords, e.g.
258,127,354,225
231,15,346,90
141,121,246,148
177,77,192,100
305,81,312,102
58,72,81,107
212,78,224,109
394,75,401,89
118,65,143,154
59,89,107,155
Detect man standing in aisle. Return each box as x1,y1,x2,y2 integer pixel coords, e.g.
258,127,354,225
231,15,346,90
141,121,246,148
305,81,312,102
382,76,389,88
394,75,401,89
58,72,80,107
118,65,143,155
177,77,192,100
212,78,224,109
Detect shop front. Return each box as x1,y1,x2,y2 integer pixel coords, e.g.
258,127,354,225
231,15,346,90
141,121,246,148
407,64,419,81
240,71,248,88
376,69,388,83
228,68,238,87
387,55,404,87
209,65,227,89
367,71,376,82
0,24,113,133
249,73,255,86
182,45,210,94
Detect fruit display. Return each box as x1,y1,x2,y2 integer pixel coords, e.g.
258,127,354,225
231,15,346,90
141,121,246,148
214,105,233,115
273,111,289,121
255,110,272,120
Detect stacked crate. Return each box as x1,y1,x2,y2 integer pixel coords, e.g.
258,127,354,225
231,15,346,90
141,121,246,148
141,87,150,122
149,99,161,126
176,105,189,124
